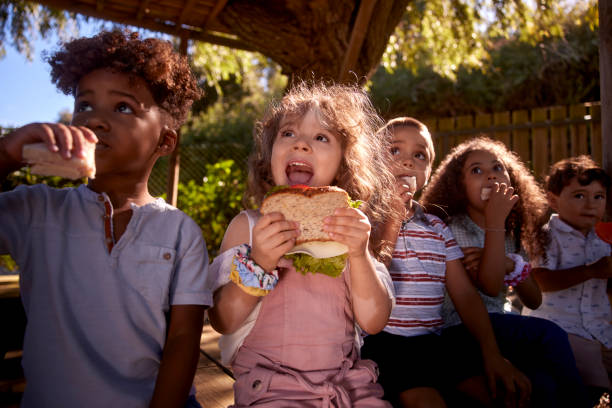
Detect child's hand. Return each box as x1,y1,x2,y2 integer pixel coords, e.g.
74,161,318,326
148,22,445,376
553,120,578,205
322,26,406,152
251,212,299,272
483,353,532,408
2,122,98,162
461,247,483,278
588,255,612,279
323,207,371,260
484,182,518,228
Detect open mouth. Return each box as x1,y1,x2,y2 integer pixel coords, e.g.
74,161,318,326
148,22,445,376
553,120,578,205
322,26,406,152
481,187,492,201
286,161,313,185
95,140,110,150
399,175,416,191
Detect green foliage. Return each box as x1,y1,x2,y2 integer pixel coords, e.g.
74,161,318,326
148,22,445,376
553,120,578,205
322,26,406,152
370,2,600,118
170,159,246,258
2,166,83,192
380,0,589,80
0,0,79,60
184,42,286,146
0,254,17,272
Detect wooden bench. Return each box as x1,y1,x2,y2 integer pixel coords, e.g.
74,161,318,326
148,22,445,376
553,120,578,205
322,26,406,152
195,322,235,407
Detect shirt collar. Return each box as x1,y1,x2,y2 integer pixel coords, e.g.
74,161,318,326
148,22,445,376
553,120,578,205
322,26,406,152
77,184,166,211
549,213,599,239
409,203,429,224
549,213,584,234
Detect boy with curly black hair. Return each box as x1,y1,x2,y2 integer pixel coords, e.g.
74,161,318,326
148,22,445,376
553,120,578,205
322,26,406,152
0,30,209,407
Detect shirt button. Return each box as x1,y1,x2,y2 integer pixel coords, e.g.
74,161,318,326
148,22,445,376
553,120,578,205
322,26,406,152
252,379,262,391
163,253,171,260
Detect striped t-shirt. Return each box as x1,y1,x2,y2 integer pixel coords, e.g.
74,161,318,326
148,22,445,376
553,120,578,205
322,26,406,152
383,208,463,337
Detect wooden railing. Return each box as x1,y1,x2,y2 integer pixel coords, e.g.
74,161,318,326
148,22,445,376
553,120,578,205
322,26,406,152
422,102,602,179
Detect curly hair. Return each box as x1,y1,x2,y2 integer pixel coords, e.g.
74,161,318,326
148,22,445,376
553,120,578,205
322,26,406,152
246,81,402,261
46,30,202,129
545,155,611,195
420,136,549,261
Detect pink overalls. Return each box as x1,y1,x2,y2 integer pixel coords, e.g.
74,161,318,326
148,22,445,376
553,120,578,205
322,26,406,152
230,217,389,407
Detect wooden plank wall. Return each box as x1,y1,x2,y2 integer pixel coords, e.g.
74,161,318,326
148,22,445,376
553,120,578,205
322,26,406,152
424,102,602,180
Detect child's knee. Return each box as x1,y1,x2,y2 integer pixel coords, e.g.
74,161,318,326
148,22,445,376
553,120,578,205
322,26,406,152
398,387,446,408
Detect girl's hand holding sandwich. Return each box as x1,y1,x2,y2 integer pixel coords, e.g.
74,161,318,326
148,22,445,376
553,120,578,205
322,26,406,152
323,207,371,260
251,212,299,273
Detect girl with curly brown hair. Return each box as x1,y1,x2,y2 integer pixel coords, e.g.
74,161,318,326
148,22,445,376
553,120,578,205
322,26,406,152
0,30,208,408
207,82,400,407
421,136,588,407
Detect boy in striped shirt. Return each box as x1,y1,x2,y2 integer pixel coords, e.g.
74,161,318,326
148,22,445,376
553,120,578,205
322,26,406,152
361,118,530,408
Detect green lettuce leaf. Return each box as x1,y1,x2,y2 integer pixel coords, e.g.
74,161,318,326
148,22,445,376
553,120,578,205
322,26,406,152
349,199,363,209
284,253,348,278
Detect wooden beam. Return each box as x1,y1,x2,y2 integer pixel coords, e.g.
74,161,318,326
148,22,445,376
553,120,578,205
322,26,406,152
600,0,612,175
203,0,229,30
136,0,151,21
166,36,188,207
176,0,198,28
36,0,254,51
96,0,104,13
338,0,378,82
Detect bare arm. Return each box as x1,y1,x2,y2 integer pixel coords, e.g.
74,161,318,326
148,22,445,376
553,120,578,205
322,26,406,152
514,274,542,309
207,211,299,334
475,182,519,296
446,259,531,407
532,256,612,292
324,207,392,334
476,229,508,296
348,254,392,334
207,213,261,334
150,305,206,408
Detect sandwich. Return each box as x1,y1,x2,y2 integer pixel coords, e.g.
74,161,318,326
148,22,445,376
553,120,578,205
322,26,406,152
481,187,492,201
22,142,96,179
260,185,362,277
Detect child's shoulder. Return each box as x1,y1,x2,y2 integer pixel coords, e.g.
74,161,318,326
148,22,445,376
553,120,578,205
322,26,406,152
219,210,257,252
2,182,77,204
422,212,449,230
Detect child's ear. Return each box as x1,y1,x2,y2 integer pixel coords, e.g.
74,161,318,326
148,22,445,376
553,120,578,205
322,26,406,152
547,191,559,212
157,127,177,156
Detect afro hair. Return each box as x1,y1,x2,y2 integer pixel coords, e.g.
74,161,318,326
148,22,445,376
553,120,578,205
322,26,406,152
46,30,202,130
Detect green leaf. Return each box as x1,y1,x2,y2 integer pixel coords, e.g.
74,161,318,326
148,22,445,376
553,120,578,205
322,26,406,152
284,253,347,278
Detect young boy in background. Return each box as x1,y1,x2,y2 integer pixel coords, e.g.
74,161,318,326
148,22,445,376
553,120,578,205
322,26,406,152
523,155,612,405
0,30,210,407
362,117,530,408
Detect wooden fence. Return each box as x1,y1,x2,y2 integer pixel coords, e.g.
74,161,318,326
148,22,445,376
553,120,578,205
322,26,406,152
422,102,602,180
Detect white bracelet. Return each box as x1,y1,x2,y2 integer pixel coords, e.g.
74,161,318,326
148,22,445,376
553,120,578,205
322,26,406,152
505,253,532,287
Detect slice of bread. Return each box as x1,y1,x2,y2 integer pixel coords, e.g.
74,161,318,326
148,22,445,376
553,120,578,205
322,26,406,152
22,142,96,179
261,186,351,258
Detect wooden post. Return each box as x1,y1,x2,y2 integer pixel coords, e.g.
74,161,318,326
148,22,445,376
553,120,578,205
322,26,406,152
532,107,549,179
166,36,188,206
600,0,612,173
338,0,377,82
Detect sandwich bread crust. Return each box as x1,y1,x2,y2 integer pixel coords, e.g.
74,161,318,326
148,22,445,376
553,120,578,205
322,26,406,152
22,142,96,179
261,186,350,245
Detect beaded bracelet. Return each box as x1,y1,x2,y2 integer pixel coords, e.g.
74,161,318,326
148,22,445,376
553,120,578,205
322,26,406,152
229,244,279,297
505,253,532,287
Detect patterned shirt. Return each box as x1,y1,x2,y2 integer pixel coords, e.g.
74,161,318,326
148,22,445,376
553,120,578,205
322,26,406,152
384,207,463,337
443,214,519,327
522,214,612,347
